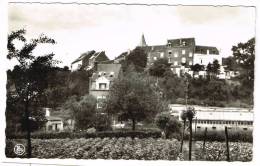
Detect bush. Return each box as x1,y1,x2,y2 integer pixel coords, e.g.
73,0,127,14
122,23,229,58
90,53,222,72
193,130,252,142
6,130,162,139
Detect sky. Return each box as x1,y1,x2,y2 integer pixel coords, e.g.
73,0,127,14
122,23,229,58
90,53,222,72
8,3,256,68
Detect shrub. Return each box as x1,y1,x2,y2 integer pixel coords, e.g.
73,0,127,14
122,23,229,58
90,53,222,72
6,130,162,139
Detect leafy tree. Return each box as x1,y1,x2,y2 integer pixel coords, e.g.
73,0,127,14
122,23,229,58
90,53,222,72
155,112,181,139
232,37,255,104
66,95,97,130
186,107,196,161
124,47,147,72
160,70,185,102
7,29,56,158
180,110,187,153
104,68,162,130
223,56,238,71
190,64,205,76
212,60,220,75
149,58,171,77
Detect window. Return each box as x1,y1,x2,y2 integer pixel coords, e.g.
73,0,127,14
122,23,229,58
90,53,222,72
99,83,107,90
160,52,164,58
110,72,114,77
168,50,172,55
212,127,216,130
189,61,192,66
153,57,157,61
174,52,178,57
197,126,201,129
168,42,172,47
182,50,186,55
181,57,186,63
243,128,248,131
168,57,171,63
189,52,193,57
174,61,178,66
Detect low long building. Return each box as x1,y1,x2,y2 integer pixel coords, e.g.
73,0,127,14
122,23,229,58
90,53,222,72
169,104,253,131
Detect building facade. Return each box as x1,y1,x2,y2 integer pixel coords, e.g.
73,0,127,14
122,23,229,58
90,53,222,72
89,63,122,109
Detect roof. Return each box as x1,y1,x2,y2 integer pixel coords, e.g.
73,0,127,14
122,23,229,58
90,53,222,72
144,45,167,52
169,104,253,121
46,116,63,121
71,50,95,64
195,45,219,55
167,38,196,47
91,63,122,81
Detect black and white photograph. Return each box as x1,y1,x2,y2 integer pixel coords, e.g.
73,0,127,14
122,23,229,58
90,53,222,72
1,0,259,165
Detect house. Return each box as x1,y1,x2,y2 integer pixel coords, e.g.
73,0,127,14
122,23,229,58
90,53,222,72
89,63,122,109
139,34,223,77
71,50,110,71
44,108,64,132
169,104,253,131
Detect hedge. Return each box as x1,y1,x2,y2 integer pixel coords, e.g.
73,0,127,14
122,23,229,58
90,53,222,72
6,130,162,139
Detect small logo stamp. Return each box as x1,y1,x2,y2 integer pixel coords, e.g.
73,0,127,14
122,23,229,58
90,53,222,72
14,144,25,156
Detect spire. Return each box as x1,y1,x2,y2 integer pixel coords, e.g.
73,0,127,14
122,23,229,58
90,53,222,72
139,33,147,47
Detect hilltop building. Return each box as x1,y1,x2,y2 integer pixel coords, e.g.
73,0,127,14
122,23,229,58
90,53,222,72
139,35,225,77
71,50,109,71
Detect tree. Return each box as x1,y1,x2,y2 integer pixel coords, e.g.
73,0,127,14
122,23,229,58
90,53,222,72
7,29,56,158
124,47,147,72
149,58,171,77
232,38,255,104
186,107,196,161
190,64,204,77
180,110,187,153
64,95,97,130
212,60,220,75
104,68,162,130
155,112,181,139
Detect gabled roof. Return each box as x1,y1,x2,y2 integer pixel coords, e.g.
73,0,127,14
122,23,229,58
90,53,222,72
167,38,196,47
71,50,95,64
195,45,219,55
91,63,121,81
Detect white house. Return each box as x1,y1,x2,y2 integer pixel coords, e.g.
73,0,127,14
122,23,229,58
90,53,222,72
193,46,222,66
44,108,64,132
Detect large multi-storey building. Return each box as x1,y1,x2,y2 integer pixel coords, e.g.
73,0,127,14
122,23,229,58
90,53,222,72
140,35,222,76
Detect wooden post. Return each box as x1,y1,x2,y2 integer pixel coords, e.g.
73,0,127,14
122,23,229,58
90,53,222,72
202,127,207,159
225,126,230,162
188,120,192,160
194,117,198,135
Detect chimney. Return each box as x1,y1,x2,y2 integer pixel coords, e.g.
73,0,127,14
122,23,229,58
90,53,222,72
45,108,50,117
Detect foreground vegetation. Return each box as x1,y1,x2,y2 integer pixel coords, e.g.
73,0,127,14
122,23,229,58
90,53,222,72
6,138,252,161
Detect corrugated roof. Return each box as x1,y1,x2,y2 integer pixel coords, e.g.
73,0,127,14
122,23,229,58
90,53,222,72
195,45,219,55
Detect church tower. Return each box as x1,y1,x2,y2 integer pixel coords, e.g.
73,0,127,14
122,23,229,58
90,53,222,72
138,33,147,47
